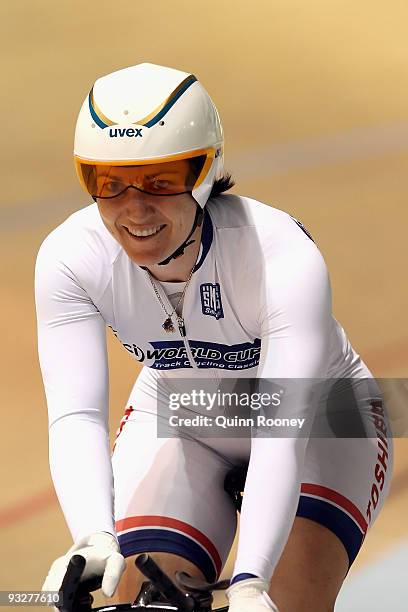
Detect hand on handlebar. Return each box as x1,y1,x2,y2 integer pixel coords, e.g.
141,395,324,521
42,531,126,599
226,578,279,612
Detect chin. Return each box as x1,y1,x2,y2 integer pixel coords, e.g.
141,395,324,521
125,247,169,267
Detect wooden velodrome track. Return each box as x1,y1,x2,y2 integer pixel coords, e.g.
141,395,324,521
1,2,408,608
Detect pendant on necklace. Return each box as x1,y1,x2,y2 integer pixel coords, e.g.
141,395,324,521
162,317,175,333
177,317,186,337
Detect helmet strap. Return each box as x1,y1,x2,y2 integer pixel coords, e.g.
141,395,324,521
156,204,204,266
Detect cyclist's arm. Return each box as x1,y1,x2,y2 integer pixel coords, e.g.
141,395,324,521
35,236,116,542
233,239,332,581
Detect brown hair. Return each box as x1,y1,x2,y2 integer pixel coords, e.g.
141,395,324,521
189,155,235,199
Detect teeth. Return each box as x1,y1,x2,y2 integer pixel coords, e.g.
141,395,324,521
127,225,163,237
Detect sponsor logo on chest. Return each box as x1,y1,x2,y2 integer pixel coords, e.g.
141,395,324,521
200,283,224,320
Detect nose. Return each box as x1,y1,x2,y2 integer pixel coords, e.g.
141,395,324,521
122,187,156,212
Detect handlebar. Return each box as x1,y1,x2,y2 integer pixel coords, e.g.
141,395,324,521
135,554,195,611
56,553,223,612
58,555,97,612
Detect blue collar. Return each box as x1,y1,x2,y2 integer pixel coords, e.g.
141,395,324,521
194,208,213,273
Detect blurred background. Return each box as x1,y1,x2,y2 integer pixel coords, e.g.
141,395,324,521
1,1,408,609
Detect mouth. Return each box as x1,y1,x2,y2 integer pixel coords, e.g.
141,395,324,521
124,224,166,240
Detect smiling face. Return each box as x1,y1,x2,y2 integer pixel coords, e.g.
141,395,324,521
95,160,199,267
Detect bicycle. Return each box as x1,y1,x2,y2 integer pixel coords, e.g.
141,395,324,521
56,465,248,612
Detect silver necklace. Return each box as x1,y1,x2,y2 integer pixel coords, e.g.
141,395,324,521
146,267,195,336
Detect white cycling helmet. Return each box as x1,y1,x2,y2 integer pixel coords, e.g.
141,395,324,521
74,62,224,208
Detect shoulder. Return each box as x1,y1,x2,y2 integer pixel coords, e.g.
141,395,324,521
37,204,119,260
35,204,120,296
206,193,283,226
205,195,329,313
206,193,320,259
